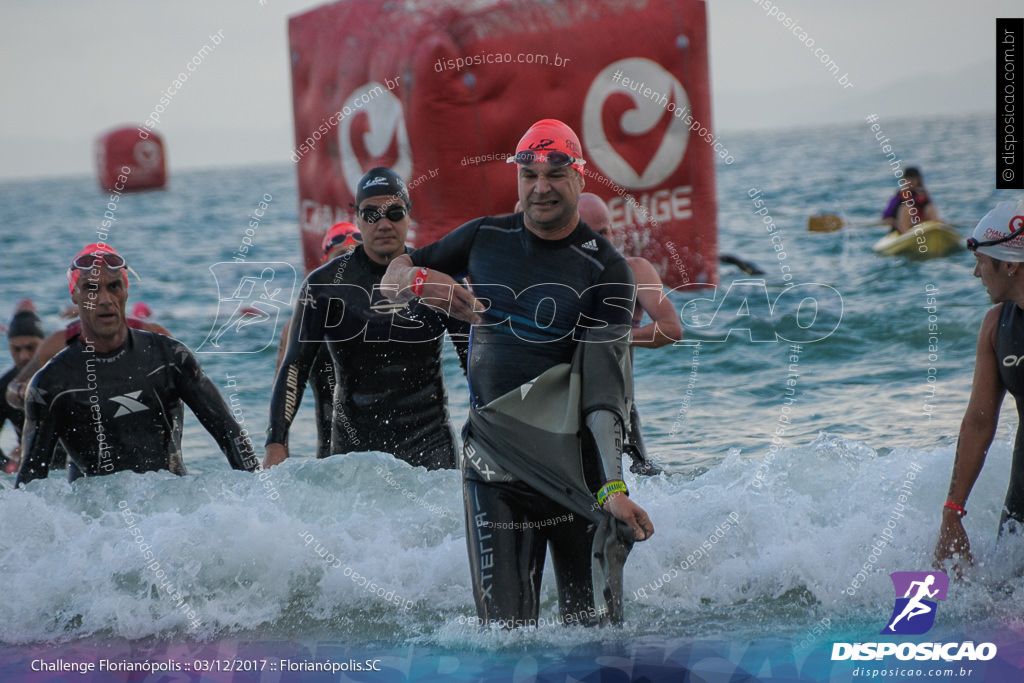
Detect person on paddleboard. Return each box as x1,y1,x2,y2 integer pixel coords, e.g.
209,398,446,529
579,192,679,476
882,167,941,235
383,119,654,627
15,244,258,486
934,200,1024,573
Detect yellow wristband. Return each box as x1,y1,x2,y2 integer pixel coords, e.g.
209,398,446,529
597,480,628,507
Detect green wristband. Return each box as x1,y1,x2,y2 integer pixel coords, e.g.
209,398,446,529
597,480,628,507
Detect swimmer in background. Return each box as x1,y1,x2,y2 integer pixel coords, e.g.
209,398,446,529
0,302,45,473
579,192,681,475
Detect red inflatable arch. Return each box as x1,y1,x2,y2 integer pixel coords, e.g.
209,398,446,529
289,0,718,287
94,126,167,193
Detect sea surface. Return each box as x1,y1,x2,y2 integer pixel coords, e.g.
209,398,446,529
1,112,1023,681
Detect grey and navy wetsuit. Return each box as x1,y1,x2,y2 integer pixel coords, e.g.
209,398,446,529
16,328,257,486
410,213,635,626
994,302,1024,530
267,245,469,470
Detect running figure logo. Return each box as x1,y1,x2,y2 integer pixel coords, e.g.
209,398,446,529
197,262,296,354
881,571,948,635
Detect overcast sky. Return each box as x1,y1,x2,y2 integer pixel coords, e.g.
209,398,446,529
0,0,1014,180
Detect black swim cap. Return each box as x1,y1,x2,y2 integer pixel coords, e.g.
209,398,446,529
355,167,410,208
7,310,44,339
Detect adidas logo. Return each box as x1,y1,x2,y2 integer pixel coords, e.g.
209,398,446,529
111,390,149,418
580,239,598,251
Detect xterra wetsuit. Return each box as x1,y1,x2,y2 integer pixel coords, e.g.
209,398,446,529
267,245,469,470
410,213,635,626
994,302,1024,530
16,328,257,486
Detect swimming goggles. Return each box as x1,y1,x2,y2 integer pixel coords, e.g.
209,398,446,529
967,223,1024,251
323,231,362,256
358,206,409,224
71,252,127,270
506,150,585,168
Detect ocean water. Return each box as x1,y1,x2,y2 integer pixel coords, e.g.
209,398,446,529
1,112,1023,680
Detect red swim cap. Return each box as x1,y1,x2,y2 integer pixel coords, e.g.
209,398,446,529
67,243,129,293
321,222,361,261
131,301,152,319
511,119,585,172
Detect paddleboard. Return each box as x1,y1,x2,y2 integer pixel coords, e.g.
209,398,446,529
871,222,963,258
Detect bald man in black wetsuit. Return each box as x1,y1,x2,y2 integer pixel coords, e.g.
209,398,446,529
384,119,653,627
264,168,468,470
16,245,257,486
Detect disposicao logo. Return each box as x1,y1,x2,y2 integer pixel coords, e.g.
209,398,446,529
831,570,997,662
882,571,947,635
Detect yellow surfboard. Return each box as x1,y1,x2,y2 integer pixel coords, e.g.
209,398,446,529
871,222,963,259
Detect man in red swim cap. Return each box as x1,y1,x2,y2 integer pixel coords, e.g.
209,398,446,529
16,244,258,486
384,119,653,627
320,221,362,261
6,245,171,414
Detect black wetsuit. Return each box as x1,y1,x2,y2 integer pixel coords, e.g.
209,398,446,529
994,302,1024,530
267,245,469,469
16,328,257,486
410,213,635,625
0,365,25,470
304,348,336,460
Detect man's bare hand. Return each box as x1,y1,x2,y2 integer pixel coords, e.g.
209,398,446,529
604,493,654,541
933,511,973,578
382,256,483,324
418,273,482,325
263,443,289,469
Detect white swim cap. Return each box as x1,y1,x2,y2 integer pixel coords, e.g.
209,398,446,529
970,200,1024,262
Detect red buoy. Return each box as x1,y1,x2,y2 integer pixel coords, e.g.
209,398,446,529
94,126,167,193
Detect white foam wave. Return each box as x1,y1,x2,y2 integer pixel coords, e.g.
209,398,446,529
0,437,1021,645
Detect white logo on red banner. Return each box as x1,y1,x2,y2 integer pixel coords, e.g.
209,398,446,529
133,140,162,168
339,83,413,198
582,58,689,190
